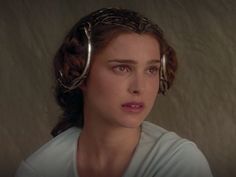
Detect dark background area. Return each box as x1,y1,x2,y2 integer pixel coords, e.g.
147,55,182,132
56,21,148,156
0,0,235,177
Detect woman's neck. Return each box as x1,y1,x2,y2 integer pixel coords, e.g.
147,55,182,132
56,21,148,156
77,118,141,177
79,119,141,157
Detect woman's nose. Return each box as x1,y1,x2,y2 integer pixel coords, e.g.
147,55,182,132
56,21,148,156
128,74,145,95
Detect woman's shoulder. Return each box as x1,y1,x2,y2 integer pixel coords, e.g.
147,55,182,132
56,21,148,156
140,121,198,158
28,127,80,160
141,121,184,144
15,127,80,177
132,121,213,177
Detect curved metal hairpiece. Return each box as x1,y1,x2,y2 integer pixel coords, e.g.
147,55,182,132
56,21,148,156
160,55,168,94
74,24,92,85
58,23,92,92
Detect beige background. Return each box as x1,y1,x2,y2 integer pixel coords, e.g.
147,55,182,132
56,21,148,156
0,0,235,177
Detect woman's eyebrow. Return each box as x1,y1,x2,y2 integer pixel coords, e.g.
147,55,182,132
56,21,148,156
147,59,161,64
108,59,160,64
108,59,137,64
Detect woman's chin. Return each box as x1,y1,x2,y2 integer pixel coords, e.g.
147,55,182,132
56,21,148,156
116,117,144,129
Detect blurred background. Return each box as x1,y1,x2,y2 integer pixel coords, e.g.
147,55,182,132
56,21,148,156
0,0,235,177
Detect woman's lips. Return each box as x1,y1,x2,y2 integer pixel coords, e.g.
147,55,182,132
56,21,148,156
121,102,144,113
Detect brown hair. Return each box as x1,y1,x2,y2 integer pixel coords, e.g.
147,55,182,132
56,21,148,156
51,8,177,136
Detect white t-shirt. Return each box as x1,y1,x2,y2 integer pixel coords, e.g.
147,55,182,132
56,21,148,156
15,121,213,177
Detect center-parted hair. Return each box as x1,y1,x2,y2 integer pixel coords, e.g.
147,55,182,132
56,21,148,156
51,8,177,136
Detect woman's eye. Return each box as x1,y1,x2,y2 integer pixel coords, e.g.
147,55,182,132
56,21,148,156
113,65,131,73
147,66,159,75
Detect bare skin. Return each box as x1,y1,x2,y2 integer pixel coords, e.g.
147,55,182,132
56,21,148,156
77,33,160,177
77,125,141,177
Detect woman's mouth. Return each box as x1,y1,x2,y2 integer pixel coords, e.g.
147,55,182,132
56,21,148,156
121,102,144,113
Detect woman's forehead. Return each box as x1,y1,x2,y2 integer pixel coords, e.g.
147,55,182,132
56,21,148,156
91,33,161,64
100,33,160,55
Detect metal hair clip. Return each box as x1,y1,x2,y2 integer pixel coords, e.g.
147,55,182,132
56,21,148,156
160,55,168,94
58,23,92,92
74,23,92,85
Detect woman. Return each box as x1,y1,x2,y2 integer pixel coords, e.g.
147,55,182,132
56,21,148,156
16,8,213,177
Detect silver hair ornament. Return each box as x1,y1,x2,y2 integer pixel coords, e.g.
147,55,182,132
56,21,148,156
58,23,92,92
160,55,168,94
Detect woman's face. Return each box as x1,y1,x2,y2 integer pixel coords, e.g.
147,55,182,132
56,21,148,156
82,32,161,129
